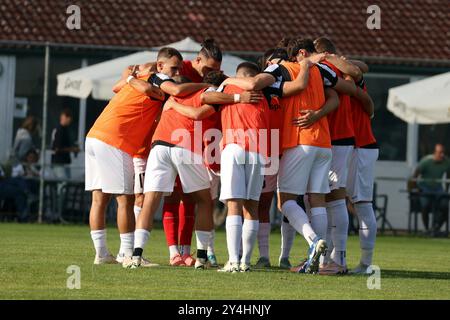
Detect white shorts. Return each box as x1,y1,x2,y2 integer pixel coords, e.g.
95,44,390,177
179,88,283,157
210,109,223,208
85,137,134,194
219,144,265,201
329,145,354,191
133,157,147,194
262,174,277,193
278,145,332,195
144,145,210,194
347,148,379,203
208,168,220,200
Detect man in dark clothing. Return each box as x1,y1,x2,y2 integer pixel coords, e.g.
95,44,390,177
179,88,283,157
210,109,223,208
51,108,79,179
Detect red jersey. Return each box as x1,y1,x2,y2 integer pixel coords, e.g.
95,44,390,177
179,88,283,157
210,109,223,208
179,60,203,83
351,81,376,147
321,60,355,142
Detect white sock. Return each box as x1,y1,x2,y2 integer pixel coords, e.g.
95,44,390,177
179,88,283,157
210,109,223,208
195,230,211,251
119,232,134,257
281,200,317,245
133,205,142,220
134,229,150,251
327,199,349,266
258,222,271,259
241,219,259,264
355,202,377,266
207,229,215,256
169,245,179,258
226,215,242,263
280,219,296,259
90,229,108,257
310,207,327,240
321,208,333,264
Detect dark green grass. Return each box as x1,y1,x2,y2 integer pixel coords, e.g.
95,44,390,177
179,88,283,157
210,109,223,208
0,223,449,299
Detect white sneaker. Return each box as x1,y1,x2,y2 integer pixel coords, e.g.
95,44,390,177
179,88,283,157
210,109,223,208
122,256,141,269
218,261,239,273
194,258,208,270
141,257,159,268
94,253,118,265
349,263,371,275
239,263,251,272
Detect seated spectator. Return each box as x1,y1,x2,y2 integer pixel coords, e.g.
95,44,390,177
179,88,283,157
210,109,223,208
12,116,39,163
11,149,40,197
0,163,29,222
411,143,450,232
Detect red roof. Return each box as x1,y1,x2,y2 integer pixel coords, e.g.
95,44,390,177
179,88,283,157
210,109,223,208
1,0,449,66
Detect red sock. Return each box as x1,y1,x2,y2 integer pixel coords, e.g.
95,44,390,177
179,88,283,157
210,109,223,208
162,203,179,247
178,202,196,246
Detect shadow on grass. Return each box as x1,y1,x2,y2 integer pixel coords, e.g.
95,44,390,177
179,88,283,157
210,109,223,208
380,269,450,281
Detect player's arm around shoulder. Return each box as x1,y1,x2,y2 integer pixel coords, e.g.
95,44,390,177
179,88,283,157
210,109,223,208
160,80,211,97
163,97,216,120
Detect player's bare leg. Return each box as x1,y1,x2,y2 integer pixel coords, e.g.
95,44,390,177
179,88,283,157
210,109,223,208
89,190,115,264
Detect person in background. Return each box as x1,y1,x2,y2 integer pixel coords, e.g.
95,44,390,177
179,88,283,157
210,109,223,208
412,143,450,233
0,163,29,222
13,116,39,163
51,108,79,180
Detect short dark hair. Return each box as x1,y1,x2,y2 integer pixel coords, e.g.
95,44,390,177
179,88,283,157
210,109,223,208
268,48,289,61
157,47,183,61
236,62,261,77
60,108,72,118
314,37,337,54
172,75,192,84
287,38,316,61
203,70,228,87
199,38,223,62
276,37,292,49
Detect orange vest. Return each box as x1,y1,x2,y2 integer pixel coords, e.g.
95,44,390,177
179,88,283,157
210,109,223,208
280,62,331,150
87,75,163,156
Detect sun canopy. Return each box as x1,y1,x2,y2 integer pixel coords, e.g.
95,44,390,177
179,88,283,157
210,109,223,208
387,72,450,124
56,37,246,100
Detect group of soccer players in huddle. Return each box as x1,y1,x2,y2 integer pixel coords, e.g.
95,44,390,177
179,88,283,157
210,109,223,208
85,37,378,275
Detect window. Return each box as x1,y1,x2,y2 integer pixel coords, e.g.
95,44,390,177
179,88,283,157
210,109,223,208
365,74,411,161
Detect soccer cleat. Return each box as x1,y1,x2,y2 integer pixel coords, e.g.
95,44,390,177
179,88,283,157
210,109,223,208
239,263,251,272
94,253,118,265
140,257,159,268
318,261,348,275
170,254,186,266
194,258,208,270
122,256,141,269
255,257,271,268
207,254,219,268
182,254,196,267
218,261,240,273
299,238,327,274
290,259,307,273
279,257,292,269
349,263,372,275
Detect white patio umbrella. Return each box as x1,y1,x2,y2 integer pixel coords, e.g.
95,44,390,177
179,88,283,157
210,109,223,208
57,37,246,101
387,72,450,124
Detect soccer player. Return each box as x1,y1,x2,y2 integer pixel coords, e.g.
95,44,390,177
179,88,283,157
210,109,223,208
222,39,342,273
314,37,374,274
159,39,223,267
85,47,208,265
124,71,231,269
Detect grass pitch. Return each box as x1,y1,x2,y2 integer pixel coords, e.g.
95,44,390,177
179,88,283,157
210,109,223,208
0,223,449,300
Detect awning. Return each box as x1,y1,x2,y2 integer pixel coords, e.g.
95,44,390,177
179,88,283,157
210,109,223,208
387,72,450,124
56,37,246,100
